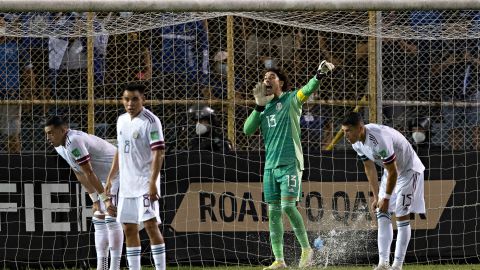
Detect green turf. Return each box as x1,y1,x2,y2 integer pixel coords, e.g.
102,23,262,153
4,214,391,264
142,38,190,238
158,265,478,270
33,264,480,270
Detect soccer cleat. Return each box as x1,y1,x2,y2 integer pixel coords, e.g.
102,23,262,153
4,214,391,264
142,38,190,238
263,260,287,270
389,266,402,270
298,248,314,268
373,262,390,270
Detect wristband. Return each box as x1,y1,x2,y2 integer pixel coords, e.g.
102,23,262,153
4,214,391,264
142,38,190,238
254,105,266,112
383,193,391,200
99,192,109,202
89,192,99,203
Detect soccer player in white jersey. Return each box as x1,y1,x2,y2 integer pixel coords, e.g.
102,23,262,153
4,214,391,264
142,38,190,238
44,116,124,270
105,83,166,270
341,112,425,270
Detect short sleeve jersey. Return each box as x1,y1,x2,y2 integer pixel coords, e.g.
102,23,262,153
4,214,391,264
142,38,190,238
259,78,320,170
54,129,117,183
352,124,425,175
117,108,165,198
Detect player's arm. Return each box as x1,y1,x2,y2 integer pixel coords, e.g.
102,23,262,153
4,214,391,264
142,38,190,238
105,150,119,194
78,161,105,195
149,149,165,201
243,83,272,136
295,60,335,104
243,110,262,136
376,137,397,212
147,117,166,201
74,171,95,194
383,160,398,200
363,159,380,201
74,171,102,213
78,160,113,205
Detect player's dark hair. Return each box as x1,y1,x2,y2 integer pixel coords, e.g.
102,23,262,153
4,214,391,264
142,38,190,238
123,83,146,94
342,112,363,127
45,115,68,128
266,68,289,91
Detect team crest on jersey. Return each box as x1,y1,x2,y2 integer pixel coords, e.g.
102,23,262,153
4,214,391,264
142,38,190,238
276,102,282,111
132,131,139,139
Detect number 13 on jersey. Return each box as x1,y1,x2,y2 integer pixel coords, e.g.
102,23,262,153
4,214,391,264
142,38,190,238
267,114,277,128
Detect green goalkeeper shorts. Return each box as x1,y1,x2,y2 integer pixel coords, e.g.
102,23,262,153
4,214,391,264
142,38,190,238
263,163,303,203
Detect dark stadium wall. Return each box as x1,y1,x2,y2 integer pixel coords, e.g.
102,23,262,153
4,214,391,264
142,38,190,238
0,151,478,267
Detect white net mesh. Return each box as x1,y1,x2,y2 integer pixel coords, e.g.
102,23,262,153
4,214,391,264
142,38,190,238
0,11,479,269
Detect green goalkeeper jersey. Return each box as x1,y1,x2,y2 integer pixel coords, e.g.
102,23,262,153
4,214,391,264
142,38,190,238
244,77,320,170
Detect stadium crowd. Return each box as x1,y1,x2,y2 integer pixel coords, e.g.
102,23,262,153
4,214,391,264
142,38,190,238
0,11,479,152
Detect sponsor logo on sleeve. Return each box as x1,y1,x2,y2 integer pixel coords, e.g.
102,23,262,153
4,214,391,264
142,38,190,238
150,131,160,141
71,148,81,158
378,149,388,159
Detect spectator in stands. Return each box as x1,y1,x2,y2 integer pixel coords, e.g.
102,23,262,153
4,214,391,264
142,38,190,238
381,36,418,119
409,117,437,151
245,22,299,68
202,50,245,100
318,32,368,101
188,103,232,153
48,12,107,127
300,102,329,152
433,38,480,150
106,29,151,87
0,15,36,153
149,19,210,99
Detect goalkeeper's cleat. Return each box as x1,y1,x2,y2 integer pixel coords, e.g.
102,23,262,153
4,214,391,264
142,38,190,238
298,248,314,268
263,260,287,270
373,262,390,270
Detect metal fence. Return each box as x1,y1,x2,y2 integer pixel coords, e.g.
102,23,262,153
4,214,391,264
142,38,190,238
1,12,479,153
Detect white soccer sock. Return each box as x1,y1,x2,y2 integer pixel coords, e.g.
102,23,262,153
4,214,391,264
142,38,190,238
151,243,166,270
376,212,393,265
126,246,141,270
93,217,109,270
106,216,123,270
392,220,411,268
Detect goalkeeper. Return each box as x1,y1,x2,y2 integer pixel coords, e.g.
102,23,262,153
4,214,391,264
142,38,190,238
243,61,334,269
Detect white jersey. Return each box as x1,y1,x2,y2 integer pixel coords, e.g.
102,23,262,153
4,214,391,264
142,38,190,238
351,124,425,175
117,108,165,198
55,129,117,183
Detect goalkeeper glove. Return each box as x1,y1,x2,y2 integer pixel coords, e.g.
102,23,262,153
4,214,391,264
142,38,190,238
253,82,274,111
316,60,335,80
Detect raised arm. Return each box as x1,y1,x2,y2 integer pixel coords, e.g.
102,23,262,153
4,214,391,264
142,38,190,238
295,60,335,104
243,82,273,136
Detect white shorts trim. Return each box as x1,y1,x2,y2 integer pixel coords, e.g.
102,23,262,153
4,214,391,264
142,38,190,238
117,195,162,225
379,170,425,217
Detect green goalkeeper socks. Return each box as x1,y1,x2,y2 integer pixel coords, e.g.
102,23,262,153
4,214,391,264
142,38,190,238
268,203,284,261
281,200,311,249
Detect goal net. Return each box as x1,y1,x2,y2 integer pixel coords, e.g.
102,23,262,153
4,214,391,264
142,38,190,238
0,10,479,268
